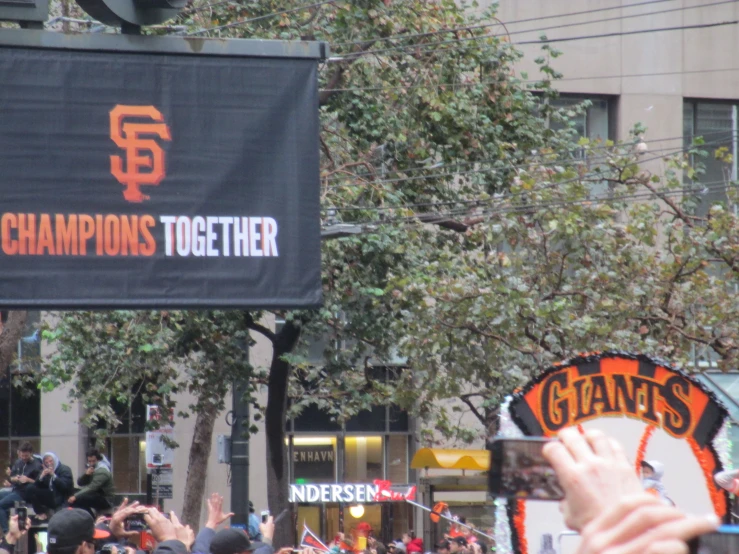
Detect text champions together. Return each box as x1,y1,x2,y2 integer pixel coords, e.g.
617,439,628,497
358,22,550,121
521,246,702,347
0,213,279,257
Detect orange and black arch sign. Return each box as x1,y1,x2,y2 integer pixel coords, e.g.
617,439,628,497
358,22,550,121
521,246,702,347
509,352,727,448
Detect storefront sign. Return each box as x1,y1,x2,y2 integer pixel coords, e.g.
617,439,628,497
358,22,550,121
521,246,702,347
293,444,336,482
289,480,416,503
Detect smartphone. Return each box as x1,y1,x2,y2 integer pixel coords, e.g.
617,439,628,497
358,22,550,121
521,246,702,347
36,531,48,552
125,514,148,532
487,437,564,501
16,507,27,530
261,510,270,523
689,526,739,554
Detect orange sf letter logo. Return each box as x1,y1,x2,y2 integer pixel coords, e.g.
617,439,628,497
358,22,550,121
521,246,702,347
110,105,172,203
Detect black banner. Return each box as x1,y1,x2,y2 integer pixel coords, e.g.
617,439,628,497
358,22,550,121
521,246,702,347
0,44,321,308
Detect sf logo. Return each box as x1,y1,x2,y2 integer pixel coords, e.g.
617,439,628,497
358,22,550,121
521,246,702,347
110,105,172,203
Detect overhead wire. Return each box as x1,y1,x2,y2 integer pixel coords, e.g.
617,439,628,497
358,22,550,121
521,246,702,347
320,135,731,193
318,67,739,94
320,141,726,215
332,0,734,55
333,0,677,49
331,18,739,61
342,180,736,230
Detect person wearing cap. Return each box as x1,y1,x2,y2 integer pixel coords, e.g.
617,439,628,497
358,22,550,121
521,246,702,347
192,493,273,554
208,526,275,554
448,537,466,554
47,508,111,554
435,540,450,554
247,501,261,542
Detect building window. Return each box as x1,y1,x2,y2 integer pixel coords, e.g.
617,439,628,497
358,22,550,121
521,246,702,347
550,96,613,143
345,436,383,482
100,391,147,495
0,312,41,467
684,100,738,216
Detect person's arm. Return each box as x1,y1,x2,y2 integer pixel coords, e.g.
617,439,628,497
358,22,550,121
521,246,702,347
75,469,109,498
253,543,275,554
26,460,42,481
152,540,189,554
54,465,75,495
192,493,235,554
191,527,216,554
714,468,739,493
77,472,92,487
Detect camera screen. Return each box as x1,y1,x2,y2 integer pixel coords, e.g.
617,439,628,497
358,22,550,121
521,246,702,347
488,438,564,501
36,531,48,552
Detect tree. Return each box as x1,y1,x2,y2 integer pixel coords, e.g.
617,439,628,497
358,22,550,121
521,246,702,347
39,310,262,529
0,311,28,378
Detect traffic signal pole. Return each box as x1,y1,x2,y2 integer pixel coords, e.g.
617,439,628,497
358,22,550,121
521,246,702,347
230,378,250,526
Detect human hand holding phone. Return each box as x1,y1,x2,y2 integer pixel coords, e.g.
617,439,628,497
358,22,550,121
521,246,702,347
487,437,564,501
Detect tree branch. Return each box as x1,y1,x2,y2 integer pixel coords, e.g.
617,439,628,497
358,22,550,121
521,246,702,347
244,312,276,342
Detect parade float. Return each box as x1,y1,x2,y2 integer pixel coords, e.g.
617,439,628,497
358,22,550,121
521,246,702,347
494,352,731,554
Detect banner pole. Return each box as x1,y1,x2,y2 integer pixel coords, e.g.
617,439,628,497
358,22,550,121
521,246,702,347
402,499,495,541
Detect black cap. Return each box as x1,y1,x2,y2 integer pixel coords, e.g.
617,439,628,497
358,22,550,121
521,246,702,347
48,509,110,551
436,540,451,550
210,528,255,554
452,537,467,547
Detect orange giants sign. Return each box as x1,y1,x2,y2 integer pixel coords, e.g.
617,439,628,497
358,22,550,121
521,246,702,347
110,105,172,203
509,352,726,446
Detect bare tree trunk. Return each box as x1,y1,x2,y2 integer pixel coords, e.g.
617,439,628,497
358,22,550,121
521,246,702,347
181,402,218,531
0,311,27,373
265,320,302,548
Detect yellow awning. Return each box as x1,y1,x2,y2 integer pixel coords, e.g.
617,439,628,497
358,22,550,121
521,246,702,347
410,448,490,471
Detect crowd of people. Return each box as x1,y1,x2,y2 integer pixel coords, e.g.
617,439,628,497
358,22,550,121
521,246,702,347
0,443,114,533
0,428,728,554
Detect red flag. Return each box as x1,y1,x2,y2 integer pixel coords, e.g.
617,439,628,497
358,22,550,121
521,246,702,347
300,524,330,553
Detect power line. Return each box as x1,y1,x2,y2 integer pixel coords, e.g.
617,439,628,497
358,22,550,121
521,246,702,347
321,142,720,214
319,66,739,94
320,135,731,190
347,180,735,230
332,19,739,61
332,0,718,52
334,0,674,48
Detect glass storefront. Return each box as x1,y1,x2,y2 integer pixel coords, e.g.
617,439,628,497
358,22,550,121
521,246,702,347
286,384,414,546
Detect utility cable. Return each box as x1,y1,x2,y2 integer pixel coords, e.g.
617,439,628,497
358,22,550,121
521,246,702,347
344,180,736,230
331,19,739,61
333,0,677,49
320,137,730,195
321,143,719,215
332,0,732,53
319,66,739,94
320,135,731,190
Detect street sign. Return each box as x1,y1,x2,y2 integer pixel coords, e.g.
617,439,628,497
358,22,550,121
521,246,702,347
146,405,174,469
148,467,173,500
